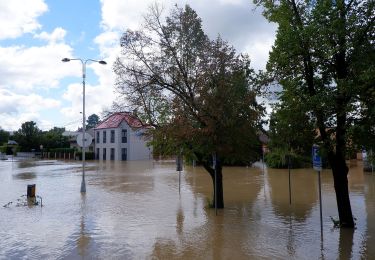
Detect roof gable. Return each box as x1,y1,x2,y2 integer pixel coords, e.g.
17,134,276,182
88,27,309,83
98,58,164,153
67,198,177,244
95,112,144,130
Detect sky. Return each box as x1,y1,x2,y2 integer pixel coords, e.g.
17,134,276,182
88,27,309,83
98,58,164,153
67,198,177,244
0,0,276,132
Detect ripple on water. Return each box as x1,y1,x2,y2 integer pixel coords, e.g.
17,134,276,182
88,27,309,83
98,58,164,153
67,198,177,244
0,160,373,259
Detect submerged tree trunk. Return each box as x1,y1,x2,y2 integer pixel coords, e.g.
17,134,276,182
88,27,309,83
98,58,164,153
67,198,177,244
329,154,355,228
203,162,224,208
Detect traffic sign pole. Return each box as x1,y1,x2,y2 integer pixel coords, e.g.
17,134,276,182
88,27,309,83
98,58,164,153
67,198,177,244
312,145,323,239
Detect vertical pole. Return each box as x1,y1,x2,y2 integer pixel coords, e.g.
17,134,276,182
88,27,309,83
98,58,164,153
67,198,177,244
81,61,86,193
177,153,182,194
262,147,266,198
371,149,374,175
262,148,265,173
213,153,217,216
288,154,291,205
318,170,323,239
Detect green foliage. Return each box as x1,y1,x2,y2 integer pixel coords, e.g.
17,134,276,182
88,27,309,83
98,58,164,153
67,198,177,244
40,127,70,149
1,145,19,155
0,129,10,145
115,4,264,166
12,122,69,152
256,0,374,227
13,121,42,152
49,148,76,153
205,197,214,209
255,0,375,159
268,102,315,157
265,148,311,169
86,114,100,129
75,151,94,160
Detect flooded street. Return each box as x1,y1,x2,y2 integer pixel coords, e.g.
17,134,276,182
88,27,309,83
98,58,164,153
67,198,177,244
1,159,374,259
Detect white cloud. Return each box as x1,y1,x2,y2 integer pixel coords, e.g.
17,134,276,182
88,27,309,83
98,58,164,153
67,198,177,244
243,35,275,71
0,89,60,113
94,31,120,56
0,42,76,91
219,0,243,5
0,0,48,40
0,89,60,130
34,27,67,43
100,0,157,31
98,0,276,71
60,79,116,127
0,27,83,130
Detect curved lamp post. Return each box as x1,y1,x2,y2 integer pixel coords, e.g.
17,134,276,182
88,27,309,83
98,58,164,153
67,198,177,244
62,57,107,193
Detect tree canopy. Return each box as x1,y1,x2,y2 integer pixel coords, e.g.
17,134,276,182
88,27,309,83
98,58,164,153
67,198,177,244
114,4,264,207
13,121,42,152
12,122,69,152
256,0,375,227
0,128,10,145
40,127,69,149
266,100,315,168
86,114,100,129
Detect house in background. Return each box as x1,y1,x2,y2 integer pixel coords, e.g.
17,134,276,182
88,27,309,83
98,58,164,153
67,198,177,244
94,112,152,161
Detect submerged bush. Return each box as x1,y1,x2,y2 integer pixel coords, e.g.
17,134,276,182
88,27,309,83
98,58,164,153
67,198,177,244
75,151,94,160
265,148,311,169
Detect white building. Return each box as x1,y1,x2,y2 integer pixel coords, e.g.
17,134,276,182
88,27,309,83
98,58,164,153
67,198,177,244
94,112,152,161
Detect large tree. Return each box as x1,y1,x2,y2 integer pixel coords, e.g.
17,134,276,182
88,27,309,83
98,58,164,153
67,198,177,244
114,4,264,208
267,99,315,168
13,121,42,152
86,114,100,129
256,0,375,227
40,127,70,149
0,128,10,145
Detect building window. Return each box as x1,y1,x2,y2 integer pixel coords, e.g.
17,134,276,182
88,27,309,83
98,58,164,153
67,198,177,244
103,131,106,143
96,131,100,143
103,148,106,160
110,148,115,160
110,130,115,143
96,148,99,160
122,129,127,143
122,148,127,161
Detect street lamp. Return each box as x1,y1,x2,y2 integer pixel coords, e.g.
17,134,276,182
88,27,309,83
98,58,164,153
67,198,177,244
62,57,107,193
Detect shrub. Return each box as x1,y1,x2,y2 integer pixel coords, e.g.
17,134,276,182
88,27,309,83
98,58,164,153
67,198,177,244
49,148,76,153
75,151,94,160
265,148,311,169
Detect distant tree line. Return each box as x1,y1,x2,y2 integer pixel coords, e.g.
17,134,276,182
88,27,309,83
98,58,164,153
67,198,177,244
10,121,69,152
0,114,101,153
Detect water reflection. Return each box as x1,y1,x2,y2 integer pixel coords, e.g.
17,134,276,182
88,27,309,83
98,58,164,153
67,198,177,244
364,173,375,257
176,203,184,235
91,161,155,193
12,172,36,180
338,228,354,259
77,195,90,258
267,168,317,222
0,159,374,259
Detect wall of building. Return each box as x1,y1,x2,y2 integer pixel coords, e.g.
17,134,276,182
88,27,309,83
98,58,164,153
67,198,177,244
94,121,152,161
128,126,152,160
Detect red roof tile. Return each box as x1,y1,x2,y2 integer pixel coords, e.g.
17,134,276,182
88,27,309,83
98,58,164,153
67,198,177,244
95,112,144,129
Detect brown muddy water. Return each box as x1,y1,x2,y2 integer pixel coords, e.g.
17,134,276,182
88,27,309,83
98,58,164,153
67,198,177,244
0,159,374,259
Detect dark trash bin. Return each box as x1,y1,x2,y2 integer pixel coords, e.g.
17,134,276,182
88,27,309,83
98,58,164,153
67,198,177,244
27,184,36,198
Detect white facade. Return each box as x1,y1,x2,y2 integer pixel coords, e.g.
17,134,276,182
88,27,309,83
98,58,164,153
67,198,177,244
94,121,152,161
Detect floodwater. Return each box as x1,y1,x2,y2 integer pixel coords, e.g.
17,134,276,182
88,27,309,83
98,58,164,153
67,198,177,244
0,159,374,259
